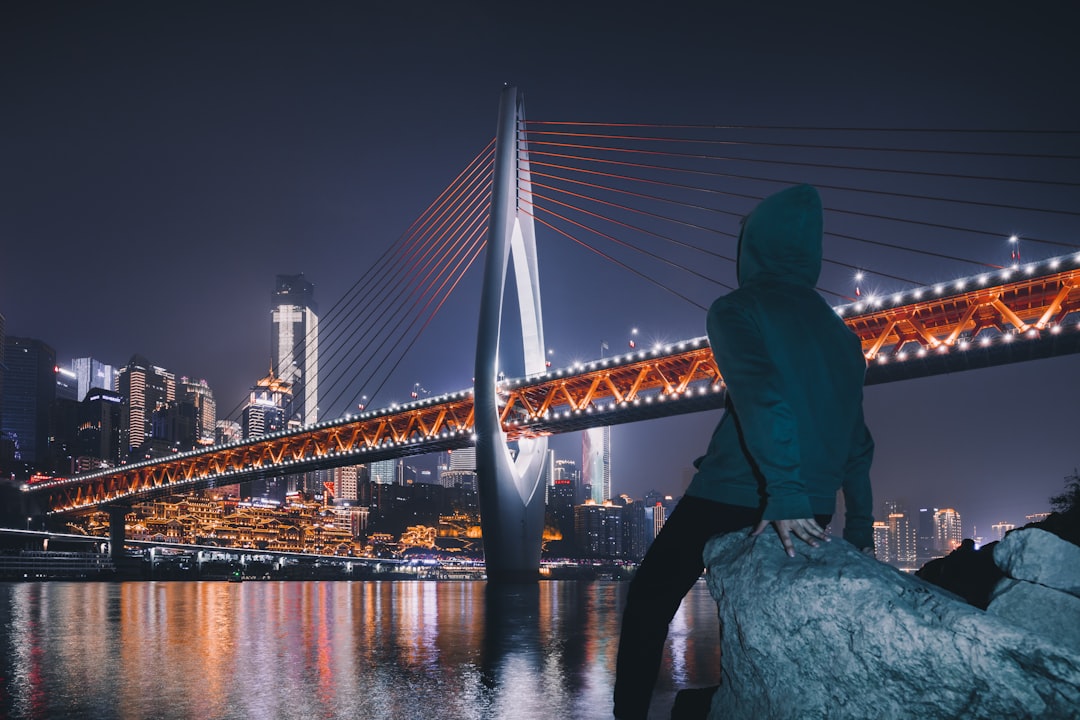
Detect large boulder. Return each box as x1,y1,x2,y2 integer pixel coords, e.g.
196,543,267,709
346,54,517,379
993,527,1080,597
703,532,1080,720
987,579,1080,653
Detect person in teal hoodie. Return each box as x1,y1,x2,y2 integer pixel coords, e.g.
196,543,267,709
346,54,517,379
613,184,875,720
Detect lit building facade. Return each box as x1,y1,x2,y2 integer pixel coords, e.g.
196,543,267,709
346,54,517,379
117,355,175,457
934,508,963,554
370,458,399,485
574,502,622,559
990,521,1015,541
241,370,292,439
71,357,117,401
334,464,362,501
272,274,318,426
76,388,124,470
179,377,216,446
583,426,611,504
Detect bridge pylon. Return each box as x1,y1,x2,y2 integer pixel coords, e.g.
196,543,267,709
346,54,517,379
474,86,549,582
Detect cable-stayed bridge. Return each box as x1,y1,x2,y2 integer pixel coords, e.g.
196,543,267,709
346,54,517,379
22,88,1080,579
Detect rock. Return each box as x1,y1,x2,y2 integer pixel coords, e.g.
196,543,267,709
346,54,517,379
703,531,1080,720
988,578,1080,653
994,527,1080,596
915,538,1002,608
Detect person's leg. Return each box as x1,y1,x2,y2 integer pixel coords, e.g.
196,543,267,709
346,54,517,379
613,497,758,719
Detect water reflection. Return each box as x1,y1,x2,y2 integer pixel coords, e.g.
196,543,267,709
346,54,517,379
0,580,719,720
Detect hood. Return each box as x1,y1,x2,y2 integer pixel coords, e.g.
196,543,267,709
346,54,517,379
736,184,822,288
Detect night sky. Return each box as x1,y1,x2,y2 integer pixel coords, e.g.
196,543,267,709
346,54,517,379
3,2,1078,539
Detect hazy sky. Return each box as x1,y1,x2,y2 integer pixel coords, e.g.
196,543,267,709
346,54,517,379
3,2,1078,538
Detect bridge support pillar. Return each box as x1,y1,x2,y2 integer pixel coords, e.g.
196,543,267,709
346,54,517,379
474,86,549,583
107,506,128,564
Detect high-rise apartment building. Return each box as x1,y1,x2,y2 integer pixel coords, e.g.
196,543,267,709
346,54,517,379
621,500,648,562
878,499,917,567
71,357,117,401
116,355,175,457
272,274,318,426
574,502,623,559
583,426,611,504
1,337,57,475
334,464,362,501
934,508,963,554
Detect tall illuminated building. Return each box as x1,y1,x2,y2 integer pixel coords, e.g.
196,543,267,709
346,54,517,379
583,426,611,504
934,508,963,554
649,501,666,540
555,458,581,503
272,274,318,426
439,447,477,491
369,458,399,485
574,502,623,559
116,354,175,458
879,499,917,566
71,357,118,400
179,377,216,446
241,369,291,438
334,464,361,501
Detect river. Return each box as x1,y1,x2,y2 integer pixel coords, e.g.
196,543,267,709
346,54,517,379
0,580,720,720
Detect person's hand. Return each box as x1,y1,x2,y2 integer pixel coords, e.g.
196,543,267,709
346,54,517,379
751,518,830,558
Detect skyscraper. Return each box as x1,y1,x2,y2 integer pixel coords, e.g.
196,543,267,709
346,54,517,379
179,377,216,446
583,426,611,504
71,357,117,401
116,355,175,458
76,389,123,471
272,274,318,426
1,337,57,475
241,369,291,438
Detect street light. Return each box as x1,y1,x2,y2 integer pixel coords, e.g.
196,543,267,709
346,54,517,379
26,517,31,531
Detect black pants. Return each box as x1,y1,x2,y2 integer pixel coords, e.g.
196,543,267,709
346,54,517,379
612,495,830,720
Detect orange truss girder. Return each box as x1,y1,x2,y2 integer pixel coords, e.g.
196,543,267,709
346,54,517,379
841,264,1080,358
28,259,1080,515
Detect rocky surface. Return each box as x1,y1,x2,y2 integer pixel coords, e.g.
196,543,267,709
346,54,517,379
987,578,1080,653
703,531,1080,720
992,527,1080,596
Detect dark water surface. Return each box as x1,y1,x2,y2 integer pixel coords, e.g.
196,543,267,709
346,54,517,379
0,580,720,720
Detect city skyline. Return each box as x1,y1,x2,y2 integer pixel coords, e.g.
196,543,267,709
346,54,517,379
3,4,1078,545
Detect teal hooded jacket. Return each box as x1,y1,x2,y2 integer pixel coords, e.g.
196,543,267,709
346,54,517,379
685,184,875,549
